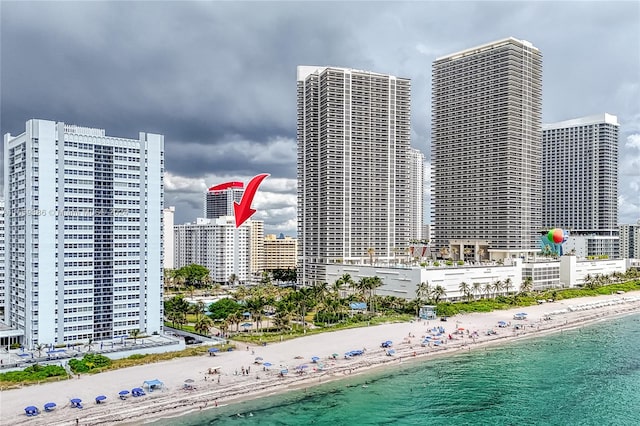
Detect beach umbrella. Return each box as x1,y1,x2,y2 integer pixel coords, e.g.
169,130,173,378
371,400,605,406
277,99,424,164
263,362,272,368
132,387,144,393
184,378,195,383
255,356,263,361
44,402,56,411
95,395,107,402
25,406,38,412
70,398,82,404
311,356,320,362
119,390,129,396
208,347,220,353
241,322,253,328
297,364,308,370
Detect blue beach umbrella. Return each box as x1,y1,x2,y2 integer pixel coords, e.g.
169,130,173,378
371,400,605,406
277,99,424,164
44,402,56,411
119,390,129,396
70,398,82,404
95,395,107,402
208,347,220,353
263,362,272,367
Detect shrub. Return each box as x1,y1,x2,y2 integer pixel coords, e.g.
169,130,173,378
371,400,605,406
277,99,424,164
68,353,112,373
0,364,67,383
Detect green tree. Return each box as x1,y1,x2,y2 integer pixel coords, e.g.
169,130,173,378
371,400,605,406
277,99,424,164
176,264,210,287
416,281,432,304
520,277,534,294
194,316,213,336
432,285,447,303
472,282,482,300
493,280,503,298
503,278,513,296
482,283,492,299
459,281,472,301
207,298,242,320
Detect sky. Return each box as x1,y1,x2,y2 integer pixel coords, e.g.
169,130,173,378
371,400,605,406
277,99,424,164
1,1,639,236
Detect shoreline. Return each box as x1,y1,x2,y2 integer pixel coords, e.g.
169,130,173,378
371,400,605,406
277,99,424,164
3,292,640,426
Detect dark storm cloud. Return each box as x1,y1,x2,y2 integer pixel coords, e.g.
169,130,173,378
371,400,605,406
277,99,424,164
2,1,638,232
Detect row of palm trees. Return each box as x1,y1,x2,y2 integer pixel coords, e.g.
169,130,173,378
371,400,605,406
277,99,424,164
416,277,529,304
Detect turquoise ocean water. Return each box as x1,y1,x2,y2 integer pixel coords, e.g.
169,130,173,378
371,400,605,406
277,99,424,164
153,314,640,426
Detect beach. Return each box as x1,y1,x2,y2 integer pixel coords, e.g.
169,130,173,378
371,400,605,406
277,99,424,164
3,292,640,426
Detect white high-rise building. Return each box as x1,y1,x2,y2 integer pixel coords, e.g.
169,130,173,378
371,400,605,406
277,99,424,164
0,199,5,322
163,206,175,269
432,37,542,260
204,182,244,219
249,220,264,280
409,148,425,241
542,114,619,232
297,66,411,285
174,217,251,285
3,119,164,348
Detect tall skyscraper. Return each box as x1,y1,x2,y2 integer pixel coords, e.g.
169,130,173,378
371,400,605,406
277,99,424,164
3,120,164,348
204,182,244,219
432,37,542,260
542,113,619,232
297,66,411,285
409,148,425,241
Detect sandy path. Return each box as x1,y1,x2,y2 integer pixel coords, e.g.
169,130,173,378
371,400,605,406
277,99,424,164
2,291,639,425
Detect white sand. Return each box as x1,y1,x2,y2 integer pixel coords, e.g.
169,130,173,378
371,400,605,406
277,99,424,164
2,292,639,426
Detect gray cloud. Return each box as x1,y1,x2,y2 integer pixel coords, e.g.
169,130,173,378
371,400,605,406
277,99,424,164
2,1,639,234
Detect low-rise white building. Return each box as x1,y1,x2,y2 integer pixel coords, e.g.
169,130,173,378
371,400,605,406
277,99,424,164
327,256,628,301
560,256,626,287
327,261,522,301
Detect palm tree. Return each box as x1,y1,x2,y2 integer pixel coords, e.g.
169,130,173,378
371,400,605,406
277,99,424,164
458,281,471,301
432,285,447,303
163,268,175,293
194,316,213,336
503,278,513,296
367,247,375,265
416,281,432,304
202,274,213,294
228,312,242,332
482,283,492,299
472,282,482,300
35,343,45,357
439,246,450,259
520,277,534,294
195,300,206,321
463,247,472,261
334,273,353,298
274,311,290,331
174,274,186,292
228,273,239,287
130,329,140,344
493,280,503,298
368,276,384,314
